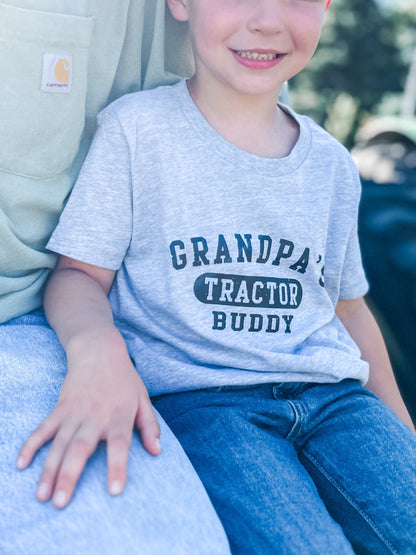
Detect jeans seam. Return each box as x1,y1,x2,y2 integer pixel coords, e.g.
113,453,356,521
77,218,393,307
286,400,306,442
302,450,399,555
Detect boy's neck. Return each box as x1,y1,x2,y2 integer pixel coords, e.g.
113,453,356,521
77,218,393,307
187,75,299,159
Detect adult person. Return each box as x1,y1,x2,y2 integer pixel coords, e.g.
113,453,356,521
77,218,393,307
0,2,229,553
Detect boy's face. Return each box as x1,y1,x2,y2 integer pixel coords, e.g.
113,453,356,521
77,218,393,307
168,0,327,99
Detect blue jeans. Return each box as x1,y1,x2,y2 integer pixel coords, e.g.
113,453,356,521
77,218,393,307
153,380,416,554
0,312,230,555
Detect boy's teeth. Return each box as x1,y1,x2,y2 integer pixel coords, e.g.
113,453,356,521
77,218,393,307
238,51,277,60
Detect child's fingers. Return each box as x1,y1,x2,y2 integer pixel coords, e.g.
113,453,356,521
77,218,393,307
106,415,134,496
17,413,61,470
135,398,161,456
50,421,102,509
35,419,80,502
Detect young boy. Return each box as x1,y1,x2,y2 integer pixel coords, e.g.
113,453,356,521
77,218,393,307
19,0,416,552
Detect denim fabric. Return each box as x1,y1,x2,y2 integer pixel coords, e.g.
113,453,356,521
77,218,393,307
0,312,230,555
153,380,416,554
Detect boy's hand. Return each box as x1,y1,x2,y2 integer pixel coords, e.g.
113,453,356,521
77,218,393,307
16,334,161,509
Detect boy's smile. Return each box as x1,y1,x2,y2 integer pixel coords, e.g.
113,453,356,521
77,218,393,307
231,49,286,70
168,0,327,105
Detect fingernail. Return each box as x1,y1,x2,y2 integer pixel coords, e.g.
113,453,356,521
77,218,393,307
109,481,123,495
53,491,67,508
155,438,161,451
16,456,25,469
36,482,49,500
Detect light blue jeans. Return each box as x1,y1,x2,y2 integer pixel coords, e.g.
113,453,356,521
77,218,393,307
153,380,416,554
0,312,230,555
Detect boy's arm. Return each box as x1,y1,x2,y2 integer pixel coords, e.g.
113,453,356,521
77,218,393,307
17,256,161,508
336,297,415,432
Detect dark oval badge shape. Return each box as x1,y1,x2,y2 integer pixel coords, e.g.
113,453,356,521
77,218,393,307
194,273,302,309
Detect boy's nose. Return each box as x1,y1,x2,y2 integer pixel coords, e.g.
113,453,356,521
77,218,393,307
246,0,285,35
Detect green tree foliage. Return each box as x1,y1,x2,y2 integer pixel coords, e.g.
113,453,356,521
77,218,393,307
290,0,408,147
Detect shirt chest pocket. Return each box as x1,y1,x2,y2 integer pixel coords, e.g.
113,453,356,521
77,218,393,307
0,3,94,179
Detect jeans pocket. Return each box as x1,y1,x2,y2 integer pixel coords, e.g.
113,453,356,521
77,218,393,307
0,3,93,179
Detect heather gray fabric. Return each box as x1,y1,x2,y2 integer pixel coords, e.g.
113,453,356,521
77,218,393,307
0,311,231,555
48,80,369,396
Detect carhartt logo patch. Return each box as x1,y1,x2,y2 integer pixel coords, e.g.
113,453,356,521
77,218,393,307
41,53,72,93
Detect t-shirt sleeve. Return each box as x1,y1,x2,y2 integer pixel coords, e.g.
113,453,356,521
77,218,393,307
337,161,369,300
47,111,132,270
338,217,369,300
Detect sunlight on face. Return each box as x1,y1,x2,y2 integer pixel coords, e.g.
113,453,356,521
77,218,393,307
173,0,327,102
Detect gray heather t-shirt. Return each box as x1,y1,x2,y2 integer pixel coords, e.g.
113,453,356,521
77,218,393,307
48,80,369,396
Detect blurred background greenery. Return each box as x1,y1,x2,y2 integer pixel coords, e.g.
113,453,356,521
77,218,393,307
290,0,416,148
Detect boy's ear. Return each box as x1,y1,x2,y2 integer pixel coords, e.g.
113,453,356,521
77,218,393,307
166,0,189,22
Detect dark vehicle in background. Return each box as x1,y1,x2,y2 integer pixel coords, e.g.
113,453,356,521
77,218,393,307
352,49,416,422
